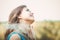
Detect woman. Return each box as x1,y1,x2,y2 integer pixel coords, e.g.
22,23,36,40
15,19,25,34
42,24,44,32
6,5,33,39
5,5,35,40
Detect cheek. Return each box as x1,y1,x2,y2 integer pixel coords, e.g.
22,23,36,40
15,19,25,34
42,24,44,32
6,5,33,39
22,12,30,17
20,13,29,19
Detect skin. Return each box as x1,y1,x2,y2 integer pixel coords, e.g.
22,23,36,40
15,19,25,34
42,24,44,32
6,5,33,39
10,34,21,40
18,7,34,25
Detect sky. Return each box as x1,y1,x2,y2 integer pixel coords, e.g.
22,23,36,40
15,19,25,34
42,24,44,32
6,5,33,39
0,0,60,21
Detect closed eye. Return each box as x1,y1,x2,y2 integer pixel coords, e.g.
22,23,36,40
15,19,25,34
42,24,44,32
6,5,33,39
26,9,29,11
26,9,31,13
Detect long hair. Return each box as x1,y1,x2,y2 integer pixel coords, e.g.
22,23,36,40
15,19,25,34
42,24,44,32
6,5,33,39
5,5,26,40
9,5,26,24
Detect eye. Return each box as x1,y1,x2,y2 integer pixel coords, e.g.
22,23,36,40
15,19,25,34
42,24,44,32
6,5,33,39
26,9,31,13
26,9,29,11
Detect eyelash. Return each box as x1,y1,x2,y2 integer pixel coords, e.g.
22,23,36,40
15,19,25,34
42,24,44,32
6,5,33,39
26,9,31,13
26,9,29,11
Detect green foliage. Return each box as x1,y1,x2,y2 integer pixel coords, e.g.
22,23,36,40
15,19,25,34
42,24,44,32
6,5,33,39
33,21,60,40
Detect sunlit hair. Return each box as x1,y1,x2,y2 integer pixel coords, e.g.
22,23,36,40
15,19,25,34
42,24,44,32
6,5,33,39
5,5,26,40
9,5,26,24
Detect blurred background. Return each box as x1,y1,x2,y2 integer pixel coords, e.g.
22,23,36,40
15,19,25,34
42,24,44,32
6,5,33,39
0,0,60,40
0,0,60,21
0,21,60,40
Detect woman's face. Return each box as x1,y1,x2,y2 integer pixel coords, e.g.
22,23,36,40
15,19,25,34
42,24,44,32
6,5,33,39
18,7,34,22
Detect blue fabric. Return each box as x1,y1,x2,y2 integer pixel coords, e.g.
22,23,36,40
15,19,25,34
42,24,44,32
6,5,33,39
7,32,26,40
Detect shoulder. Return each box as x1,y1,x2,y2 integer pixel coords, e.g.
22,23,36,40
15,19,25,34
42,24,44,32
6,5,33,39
7,32,21,40
7,32,26,40
10,34,21,40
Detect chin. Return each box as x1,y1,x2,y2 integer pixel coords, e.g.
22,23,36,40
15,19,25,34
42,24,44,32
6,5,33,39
26,19,34,23
31,20,34,23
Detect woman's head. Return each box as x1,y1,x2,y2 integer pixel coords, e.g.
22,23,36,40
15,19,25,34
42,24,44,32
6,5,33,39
9,5,34,24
